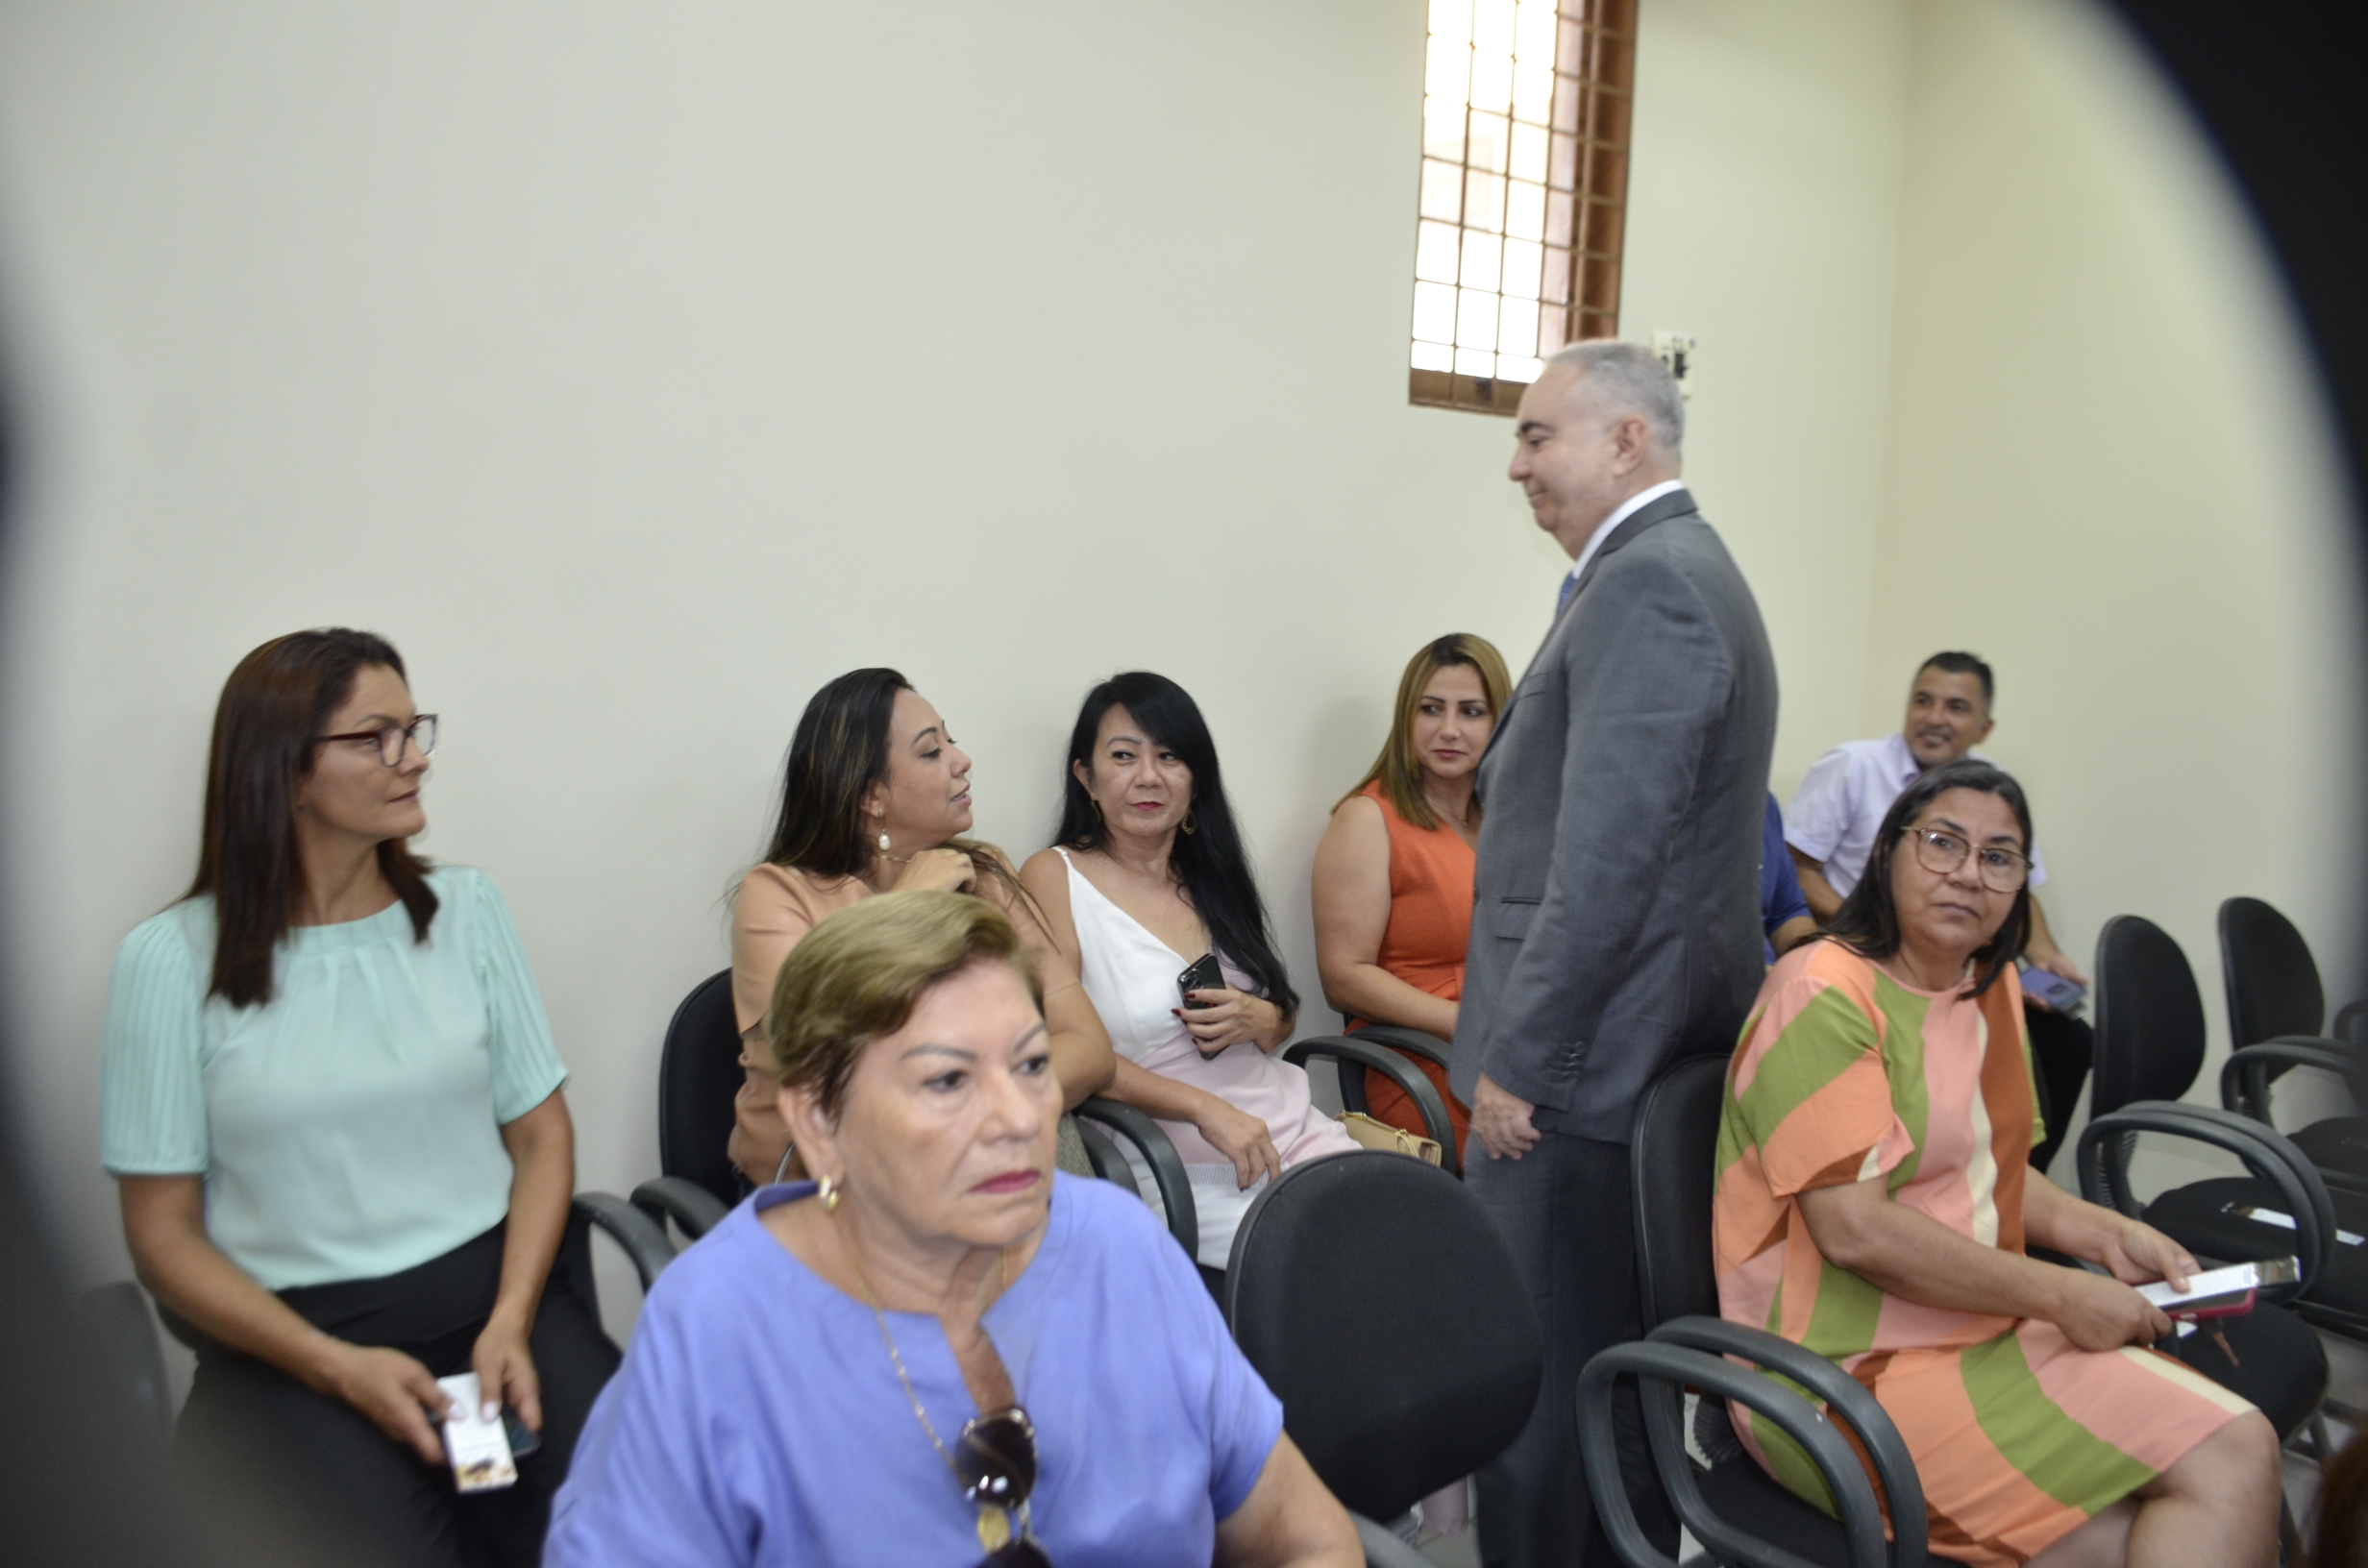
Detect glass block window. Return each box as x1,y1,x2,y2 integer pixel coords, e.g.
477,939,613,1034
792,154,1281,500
1408,0,1637,416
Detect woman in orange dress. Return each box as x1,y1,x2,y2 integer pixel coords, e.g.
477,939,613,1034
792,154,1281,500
1311,633,1512,1156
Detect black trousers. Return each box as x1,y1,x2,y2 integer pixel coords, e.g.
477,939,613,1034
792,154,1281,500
176,1221,619,1568
2026,1004,2096,1177
1466,1127,1677,1567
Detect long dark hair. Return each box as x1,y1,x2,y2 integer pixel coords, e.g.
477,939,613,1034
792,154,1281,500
190,628,438,1008
760,667,1024,902
1054,672,1296,1017
1824,758,2033,997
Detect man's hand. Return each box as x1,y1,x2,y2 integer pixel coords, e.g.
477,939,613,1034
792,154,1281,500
1471,1074,1541,1162
2021,897,2087,1011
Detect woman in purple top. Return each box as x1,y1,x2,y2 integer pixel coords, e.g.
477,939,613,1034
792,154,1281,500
547,892,1358,1568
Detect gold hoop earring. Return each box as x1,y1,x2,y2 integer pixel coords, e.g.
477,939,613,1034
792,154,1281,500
817,1172,841,1212
1180,808,1198,836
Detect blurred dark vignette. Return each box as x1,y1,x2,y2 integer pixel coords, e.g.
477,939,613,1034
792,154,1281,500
0,2,2361,1561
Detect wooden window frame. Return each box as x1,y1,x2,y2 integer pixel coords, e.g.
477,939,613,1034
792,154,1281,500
1409,0,1637,417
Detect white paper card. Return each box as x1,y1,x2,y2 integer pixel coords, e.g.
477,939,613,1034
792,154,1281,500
2136,1260,2290,1309
437,1373,518,1493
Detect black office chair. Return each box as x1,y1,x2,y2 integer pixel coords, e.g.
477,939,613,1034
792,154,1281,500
1591,1055,1925,1568
76,1281,174,1457
628,968,1206,1256
2084,915,2340,1428
1222,1151,1541,1543
2218,896,2368,1191
629,968,743,1240
1283,1030,1461,1175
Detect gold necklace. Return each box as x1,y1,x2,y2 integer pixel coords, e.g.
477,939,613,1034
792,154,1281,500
839,1221,1025,1553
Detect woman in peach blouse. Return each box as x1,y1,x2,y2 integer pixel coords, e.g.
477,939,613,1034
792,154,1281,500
1310,634,1512,1154
726,668,1115,1187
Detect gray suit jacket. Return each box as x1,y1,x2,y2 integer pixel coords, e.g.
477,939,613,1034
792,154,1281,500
1449,487,1777,1142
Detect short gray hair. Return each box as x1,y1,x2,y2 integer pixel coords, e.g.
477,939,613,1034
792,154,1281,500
1545,339,1684,455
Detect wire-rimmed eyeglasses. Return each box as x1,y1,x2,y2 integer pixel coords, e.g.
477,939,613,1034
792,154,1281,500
1899,824,2029,892
314,714,438,767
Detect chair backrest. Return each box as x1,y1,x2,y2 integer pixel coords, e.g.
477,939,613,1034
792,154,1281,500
1630,1055,1728,1330
658,968,748,1209
2219,896,2326,1047
1222,1152,1542,1522
2090,915,2206,1116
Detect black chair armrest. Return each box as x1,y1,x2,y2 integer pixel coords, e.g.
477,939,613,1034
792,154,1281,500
572,1191,678,1291
1285,1035,1460,1176
2220,1038,2358,1121
1346,1023,1453,1070
1646,1317,1925,1567
2076,1101,2331,1295
630,1176,731,1242
1073,1097,1199,1258
1582,1335,1913,1568
2334,1000,2368,1043
1348,1511,1432,1568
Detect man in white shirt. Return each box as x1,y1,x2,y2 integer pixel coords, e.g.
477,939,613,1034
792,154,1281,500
1786,652,2091,1169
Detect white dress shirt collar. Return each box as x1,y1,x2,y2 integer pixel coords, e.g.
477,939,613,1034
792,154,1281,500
1563,478,1687,594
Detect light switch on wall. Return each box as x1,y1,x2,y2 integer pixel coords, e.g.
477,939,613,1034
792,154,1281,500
1652,331,1697,399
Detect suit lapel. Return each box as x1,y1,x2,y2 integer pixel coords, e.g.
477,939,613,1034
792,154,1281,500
1483,487,1699,772
1566,486,1697,605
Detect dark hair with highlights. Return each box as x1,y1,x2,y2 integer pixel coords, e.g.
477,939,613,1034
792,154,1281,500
1054,672,1295,1018
190,628,437,1007
1823,758,2033,997
759,667,1024,903
1337,633,1512,831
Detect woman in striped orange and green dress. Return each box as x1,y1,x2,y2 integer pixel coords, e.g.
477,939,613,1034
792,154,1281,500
1713,760,2278,1567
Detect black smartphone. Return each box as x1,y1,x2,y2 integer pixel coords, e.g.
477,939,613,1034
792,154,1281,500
1177,952,1224,1009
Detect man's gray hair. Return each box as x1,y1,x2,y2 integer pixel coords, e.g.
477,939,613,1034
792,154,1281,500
1545,339,1684,455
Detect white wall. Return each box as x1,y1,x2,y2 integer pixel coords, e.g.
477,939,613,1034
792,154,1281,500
0,0,2349,1305
0,0,1916,1285
1862,0,2361,1110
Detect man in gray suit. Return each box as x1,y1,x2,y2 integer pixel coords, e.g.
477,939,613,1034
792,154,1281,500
1451,340,1776,1565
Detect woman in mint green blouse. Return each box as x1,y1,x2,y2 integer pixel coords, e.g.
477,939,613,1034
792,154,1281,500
100,628,614,1568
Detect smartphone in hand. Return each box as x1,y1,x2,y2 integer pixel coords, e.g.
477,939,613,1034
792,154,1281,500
1177,952,1224,1009
435,1373,523,1492
2019,966,2087,1014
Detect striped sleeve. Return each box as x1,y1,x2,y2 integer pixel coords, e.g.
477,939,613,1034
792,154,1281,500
457,870,570,1122
98,912,210,1175
1729,970,1912,1198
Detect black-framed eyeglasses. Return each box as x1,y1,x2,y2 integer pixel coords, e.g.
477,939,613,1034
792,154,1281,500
956,1407,1050,1566
1900,824,2030,892
314,714,438,767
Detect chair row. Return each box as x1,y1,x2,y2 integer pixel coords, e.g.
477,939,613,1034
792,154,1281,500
621,968,1468,1257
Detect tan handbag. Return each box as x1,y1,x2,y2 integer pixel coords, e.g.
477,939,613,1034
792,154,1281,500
1336,1111,1443,1166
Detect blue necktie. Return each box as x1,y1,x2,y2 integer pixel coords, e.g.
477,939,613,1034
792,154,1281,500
1556,573,1578,616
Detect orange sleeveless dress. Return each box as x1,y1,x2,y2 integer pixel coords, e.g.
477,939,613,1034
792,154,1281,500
1349,782,1475,1152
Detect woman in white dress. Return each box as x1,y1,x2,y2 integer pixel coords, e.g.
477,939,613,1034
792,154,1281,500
1023,673,1357,1269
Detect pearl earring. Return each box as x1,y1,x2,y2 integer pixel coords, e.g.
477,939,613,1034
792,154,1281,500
878,830,892,853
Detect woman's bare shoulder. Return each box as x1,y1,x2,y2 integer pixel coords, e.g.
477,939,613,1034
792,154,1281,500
1316,792,1390,865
